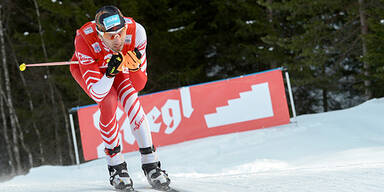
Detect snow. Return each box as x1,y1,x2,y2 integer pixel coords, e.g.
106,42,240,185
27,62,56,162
168,26,185,33
1,98,384,192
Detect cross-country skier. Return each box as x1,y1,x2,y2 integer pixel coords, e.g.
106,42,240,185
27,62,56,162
69,5,171,191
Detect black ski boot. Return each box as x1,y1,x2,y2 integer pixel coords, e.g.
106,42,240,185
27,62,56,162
108,162,134,191
142,161,171,191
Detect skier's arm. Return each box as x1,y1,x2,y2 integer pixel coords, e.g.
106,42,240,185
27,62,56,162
129,22,148,92
75,35,114,103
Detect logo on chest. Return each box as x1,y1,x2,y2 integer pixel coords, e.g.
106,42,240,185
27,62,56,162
91,42,101,53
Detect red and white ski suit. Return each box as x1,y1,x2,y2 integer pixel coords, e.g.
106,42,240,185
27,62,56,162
70,17,157,166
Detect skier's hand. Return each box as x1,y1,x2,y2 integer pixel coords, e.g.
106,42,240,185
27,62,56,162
106,52,123,78
118,48,142,72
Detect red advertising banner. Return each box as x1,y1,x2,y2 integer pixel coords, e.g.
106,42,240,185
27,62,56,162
77,69,290,161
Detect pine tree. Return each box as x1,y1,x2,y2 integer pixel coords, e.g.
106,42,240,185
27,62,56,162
364,0,384,97
267,0,371,113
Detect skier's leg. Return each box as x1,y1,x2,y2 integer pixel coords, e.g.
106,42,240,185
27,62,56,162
98,88,123,165
115,75,157,163
99,88,134,190
115,74,170,189
70,66,132,190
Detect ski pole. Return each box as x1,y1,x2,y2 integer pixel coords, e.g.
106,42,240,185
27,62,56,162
19,61,79,71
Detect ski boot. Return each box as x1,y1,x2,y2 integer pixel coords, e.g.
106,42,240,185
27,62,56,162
108,162,134,191
142,161,171,191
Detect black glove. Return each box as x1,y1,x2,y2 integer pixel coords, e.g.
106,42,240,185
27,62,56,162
106,53,123,78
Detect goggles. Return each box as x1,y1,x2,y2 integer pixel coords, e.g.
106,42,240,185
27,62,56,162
96,25,126,40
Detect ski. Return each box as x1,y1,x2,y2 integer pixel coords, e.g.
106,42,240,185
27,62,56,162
115,186,140,192
152,186,180,192
116,189,140,192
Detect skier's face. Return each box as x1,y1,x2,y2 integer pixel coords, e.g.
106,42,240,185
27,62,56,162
100,26,127,52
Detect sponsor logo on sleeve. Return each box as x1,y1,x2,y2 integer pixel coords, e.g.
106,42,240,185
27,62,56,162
76,52,95,65
124,18,133,24
91,42,101,53
125,35,132,44
84,27,94,35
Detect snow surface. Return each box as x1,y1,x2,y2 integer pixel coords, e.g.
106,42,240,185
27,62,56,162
1,98,384,192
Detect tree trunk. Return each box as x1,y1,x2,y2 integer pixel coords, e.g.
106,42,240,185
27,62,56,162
57,90,75,164
358,0,371,98
6,29,46,166
0,4,15,175
33,0,63,165
33,0,48,59
50,84,63,165
267,0,273,23
267,0,277,69
0,5,22,174
322,62,328,112
323,88,328,112
14,117,33,169
0,89,15,175
2,4,34,172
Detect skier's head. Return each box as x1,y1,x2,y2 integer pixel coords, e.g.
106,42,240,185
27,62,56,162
95,5,127,52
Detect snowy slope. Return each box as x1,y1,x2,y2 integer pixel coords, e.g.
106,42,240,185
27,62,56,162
1,98,384,192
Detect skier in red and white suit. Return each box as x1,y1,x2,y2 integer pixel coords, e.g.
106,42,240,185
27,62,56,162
70,5,170,191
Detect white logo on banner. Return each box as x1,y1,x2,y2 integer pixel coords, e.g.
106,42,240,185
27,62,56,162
204,82,274,128
147,87,193,134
